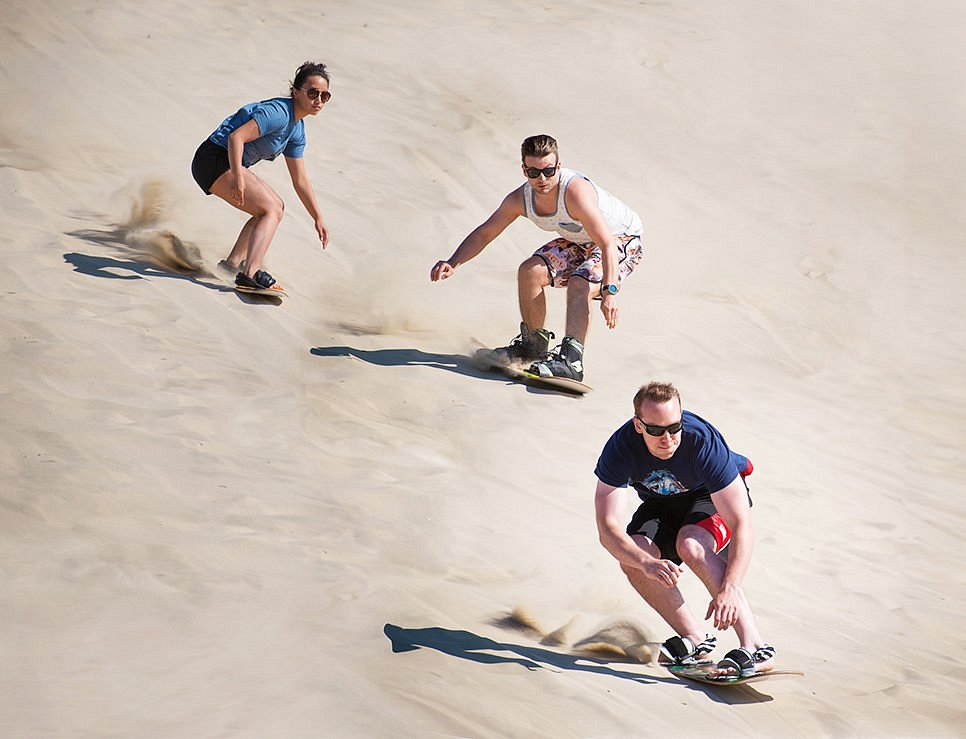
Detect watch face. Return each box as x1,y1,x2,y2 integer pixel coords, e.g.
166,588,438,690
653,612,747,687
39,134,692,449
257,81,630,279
604,284,618,295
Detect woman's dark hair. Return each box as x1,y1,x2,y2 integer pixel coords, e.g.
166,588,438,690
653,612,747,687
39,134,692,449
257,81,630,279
290,61,330,95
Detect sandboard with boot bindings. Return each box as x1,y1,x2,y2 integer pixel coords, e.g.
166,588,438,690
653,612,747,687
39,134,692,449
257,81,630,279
472,347,592,395
666,662,804,687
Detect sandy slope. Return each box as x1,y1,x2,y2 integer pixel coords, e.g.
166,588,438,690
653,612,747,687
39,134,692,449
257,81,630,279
1,0,964,736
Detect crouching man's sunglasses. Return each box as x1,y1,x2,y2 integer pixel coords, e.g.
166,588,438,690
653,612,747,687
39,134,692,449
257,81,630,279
635,417,684,436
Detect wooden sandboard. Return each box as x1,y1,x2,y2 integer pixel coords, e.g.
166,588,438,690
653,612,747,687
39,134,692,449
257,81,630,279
667,664,804,686
234,285,288,299
472,348,591,395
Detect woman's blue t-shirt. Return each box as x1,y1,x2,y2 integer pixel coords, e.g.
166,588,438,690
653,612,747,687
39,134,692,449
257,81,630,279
595,410,748,500
208,97,305,166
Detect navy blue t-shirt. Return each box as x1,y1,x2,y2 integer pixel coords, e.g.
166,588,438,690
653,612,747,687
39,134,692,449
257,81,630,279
595,411,748,500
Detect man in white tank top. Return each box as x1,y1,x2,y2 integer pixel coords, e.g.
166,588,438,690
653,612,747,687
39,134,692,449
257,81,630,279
430,134,644,382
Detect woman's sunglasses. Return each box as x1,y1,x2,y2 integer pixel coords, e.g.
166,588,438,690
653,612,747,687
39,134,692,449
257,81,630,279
301,87,332,103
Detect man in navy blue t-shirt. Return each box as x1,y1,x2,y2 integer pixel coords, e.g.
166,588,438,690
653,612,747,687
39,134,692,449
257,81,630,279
594,381,776,677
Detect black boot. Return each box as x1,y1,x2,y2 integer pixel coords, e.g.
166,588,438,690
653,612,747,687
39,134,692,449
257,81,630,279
528,336,584,381
483,322,555,366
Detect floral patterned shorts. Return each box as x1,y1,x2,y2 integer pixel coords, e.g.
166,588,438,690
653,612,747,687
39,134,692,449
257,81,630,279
533,234,643,290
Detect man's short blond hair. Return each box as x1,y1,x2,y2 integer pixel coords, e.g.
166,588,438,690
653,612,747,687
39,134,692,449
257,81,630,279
633,382,681,415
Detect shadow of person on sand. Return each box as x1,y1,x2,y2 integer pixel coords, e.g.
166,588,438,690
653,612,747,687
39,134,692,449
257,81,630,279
65,223,229,292
63,180,231,291
64,224,229,287
310,346,506,382
383,624,774,704
384,623,661,685
310,347,576,396
62,250,227,293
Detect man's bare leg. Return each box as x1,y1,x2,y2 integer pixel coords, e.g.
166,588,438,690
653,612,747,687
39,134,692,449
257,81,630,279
564,277,596,344
517,256,551,331
621,534,707,646
676,525,771,665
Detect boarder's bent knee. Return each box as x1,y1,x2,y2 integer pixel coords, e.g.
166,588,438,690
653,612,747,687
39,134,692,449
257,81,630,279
518,256,549,283
253,197,284,222
675,528,715,564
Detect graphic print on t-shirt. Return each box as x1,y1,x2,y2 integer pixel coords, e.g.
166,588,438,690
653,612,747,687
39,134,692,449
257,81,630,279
641,470,688,497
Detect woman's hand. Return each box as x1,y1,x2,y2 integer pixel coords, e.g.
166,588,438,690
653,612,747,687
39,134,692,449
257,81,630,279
228,171,245,207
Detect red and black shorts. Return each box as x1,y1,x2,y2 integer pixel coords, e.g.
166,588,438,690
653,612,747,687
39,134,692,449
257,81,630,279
626,484,751,565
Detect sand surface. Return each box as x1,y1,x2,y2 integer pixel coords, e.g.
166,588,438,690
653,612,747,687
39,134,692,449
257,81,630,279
2,0,965,736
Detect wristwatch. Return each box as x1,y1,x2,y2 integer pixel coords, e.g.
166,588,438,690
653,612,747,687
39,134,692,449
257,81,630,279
602,283,619,296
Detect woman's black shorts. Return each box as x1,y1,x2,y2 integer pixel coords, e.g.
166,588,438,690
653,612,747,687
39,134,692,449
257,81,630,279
191,139,230,195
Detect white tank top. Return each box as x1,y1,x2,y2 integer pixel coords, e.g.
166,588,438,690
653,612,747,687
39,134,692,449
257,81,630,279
523,168,642,243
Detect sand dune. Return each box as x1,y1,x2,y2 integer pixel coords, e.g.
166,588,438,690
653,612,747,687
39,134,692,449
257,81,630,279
1,0,964,736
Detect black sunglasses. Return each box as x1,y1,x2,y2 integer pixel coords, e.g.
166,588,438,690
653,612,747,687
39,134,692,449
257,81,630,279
524,164,558,179
635,417,684,436
301,87,332,103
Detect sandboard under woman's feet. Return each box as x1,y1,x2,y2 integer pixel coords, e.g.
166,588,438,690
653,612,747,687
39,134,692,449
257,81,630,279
234,284,288,299
215,261,288,299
